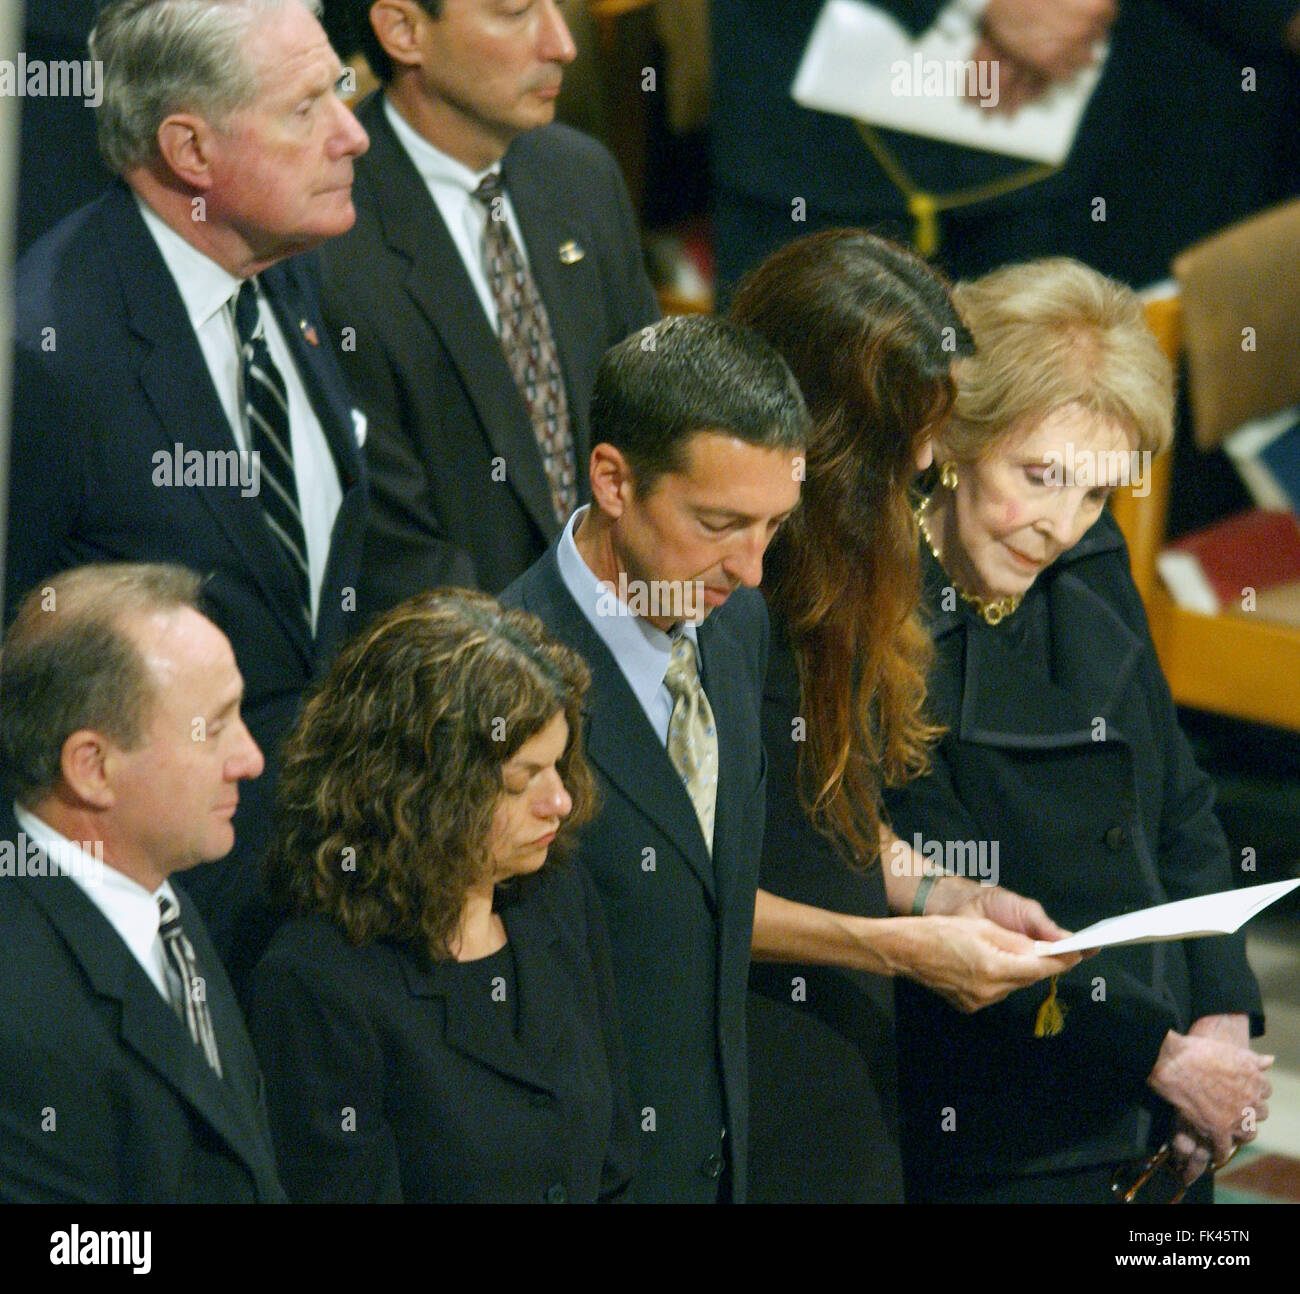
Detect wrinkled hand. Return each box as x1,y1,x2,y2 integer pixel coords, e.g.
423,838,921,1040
1169,1114,1214,1187
1148,1030,1273,1164
947,882,1073,944
982,0,1115,79
891,913,1079,1013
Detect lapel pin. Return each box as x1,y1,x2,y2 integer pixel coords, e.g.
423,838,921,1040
299,319,320,346
558,239,584,265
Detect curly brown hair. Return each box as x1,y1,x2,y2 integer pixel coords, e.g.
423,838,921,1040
266,589,596,959
730,229,973,866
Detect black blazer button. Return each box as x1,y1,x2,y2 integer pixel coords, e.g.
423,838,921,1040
544,1183,567,1204
1104,825,1127,850
701,1153,725,1180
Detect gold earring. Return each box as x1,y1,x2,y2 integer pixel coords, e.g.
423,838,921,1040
939,461,959,491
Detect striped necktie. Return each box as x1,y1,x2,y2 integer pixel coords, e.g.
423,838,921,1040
157,893,223,1078
472,172,577,527
233,278,312,628
663,633,719,854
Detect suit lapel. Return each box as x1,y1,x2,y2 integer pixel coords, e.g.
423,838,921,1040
16,867,270,1181
356,97,562,543
696,608,748,907
396,900,561,1092
104,185,314,667
520,550,717,901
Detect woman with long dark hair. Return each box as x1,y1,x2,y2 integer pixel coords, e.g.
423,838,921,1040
733,230,1077,1201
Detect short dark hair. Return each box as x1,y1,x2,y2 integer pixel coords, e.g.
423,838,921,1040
322,0,443,85
0,564,204,803
266,588,596,961
591,315,810,494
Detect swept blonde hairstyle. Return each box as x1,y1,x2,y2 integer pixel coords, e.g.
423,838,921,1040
944,258,1174,460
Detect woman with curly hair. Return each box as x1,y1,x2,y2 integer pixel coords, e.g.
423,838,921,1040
245,589,635,1203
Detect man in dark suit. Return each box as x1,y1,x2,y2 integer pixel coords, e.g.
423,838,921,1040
0,565,284,1203
502,317,808,1202
316,0,660,606
6,0,371,980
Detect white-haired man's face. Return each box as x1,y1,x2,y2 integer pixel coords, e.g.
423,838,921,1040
201,1,369,264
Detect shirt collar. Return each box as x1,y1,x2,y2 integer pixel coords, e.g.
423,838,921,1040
556,507,698,720
383,94,499,196
135,193,244,332
14,802,179,919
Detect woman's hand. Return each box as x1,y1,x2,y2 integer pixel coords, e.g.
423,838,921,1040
1147,1030,1274,1164
935,878,1073,945
883,913,1080,1013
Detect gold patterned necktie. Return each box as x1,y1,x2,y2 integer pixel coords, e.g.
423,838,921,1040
472,171,577,527
663,633,719,854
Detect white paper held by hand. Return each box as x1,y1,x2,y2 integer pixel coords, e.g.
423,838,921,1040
1033,878,1300,956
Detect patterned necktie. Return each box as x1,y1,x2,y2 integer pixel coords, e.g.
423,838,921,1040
663,633,719,854
472,172,577,527
233,278,312,628
157,893,223,1078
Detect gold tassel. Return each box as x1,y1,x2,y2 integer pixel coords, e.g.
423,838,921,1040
908,191,940,257
1034,975,1066,1038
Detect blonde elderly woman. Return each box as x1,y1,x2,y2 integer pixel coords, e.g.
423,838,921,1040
886,258,1272,1205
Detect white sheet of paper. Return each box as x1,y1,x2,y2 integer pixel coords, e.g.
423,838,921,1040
1033,878,1300,955
791,0,1107,165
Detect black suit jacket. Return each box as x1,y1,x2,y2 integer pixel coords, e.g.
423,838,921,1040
317,94,660,606
884,512,1264,1190
501,547,769,1202
6,184,368,979
0,804,284,1203
747,617,904,1203
245,862,635,1203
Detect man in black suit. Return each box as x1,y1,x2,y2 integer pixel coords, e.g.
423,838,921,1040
0,565,284,1203
316,0,660,606
6,0,371,980
502,317,808,1202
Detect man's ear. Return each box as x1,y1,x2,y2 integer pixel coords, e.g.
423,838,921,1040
59,730,117,811
156,112,220,190
587,443,635,520
369,0,429,72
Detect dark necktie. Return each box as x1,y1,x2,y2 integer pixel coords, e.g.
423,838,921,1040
157,893,223,1077
472,172,577,526
233,278,312,627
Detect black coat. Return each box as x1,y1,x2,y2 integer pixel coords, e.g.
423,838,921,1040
884,511,1264,1192
6,184,369,982
245,861,635,1203
318,94,660,607
747,618,904,1203
711,0,1300,291
501,548,769,1202
0,804,284,1203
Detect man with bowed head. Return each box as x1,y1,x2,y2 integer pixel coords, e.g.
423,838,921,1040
6,0,371,982
0,565,283,1203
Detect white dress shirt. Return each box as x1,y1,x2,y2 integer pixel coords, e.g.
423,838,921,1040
136,197,343,631
14,803,177,1003
383,95,533,334
556,507,701,747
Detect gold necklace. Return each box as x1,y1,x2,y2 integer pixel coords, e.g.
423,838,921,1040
915,496,1024,627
